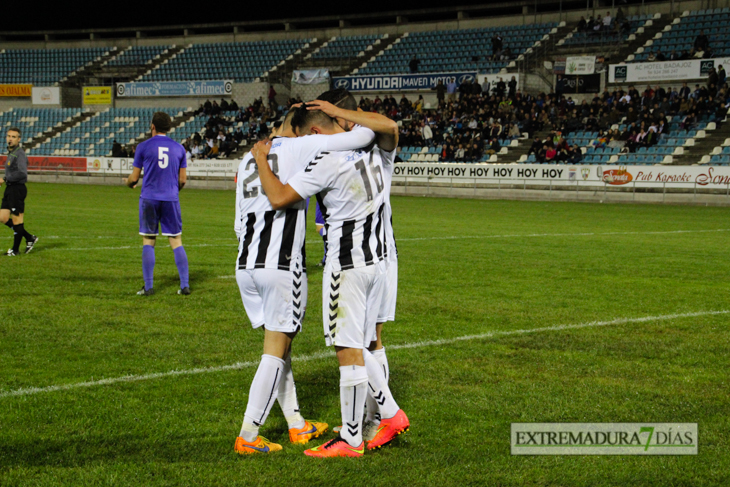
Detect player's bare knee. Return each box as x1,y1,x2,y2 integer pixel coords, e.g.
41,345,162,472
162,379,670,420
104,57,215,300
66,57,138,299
336,346,365,366
143,236,156,247
168,236,182,249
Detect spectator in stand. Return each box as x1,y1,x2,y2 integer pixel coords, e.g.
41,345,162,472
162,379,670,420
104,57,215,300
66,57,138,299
446,77,457,102
495,78,506,97
434,80,446,105
603,11,612,30
491,32,503,59
458,79,472,99
409,55,420,73
220,98,230,112
577,16,587,32
508,76,517,98
708,67,719,91
481,78,491,96
718,65,727,89
528,136,542,155
694,30,709,53
455,144,466,161
422,122,433,146
268,85,277,110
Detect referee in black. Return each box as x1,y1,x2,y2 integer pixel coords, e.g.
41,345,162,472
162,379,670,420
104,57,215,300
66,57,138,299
1,127,38,256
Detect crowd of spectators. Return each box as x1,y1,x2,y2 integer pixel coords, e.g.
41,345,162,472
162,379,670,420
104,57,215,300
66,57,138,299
576,10,631,37
182,95,300,160
175,64,729,162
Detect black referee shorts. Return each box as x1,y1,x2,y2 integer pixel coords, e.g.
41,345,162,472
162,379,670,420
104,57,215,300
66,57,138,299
1,183,27,215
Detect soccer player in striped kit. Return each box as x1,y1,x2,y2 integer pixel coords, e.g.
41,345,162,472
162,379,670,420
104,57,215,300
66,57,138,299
251,104,408,458
233,109,380,454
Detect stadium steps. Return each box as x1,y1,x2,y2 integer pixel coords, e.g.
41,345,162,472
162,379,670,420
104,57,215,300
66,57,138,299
24,111,96,152
681,120,729,165
259,38,328,87
86,45,184,84
133,45,187,82
511,21,572,84
499,129,552,164
614,15,673,64
349,33,407,76
61,48,119,88
297,34,403,77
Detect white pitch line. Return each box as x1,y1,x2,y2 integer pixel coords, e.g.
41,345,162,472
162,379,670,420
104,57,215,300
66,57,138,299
0,309,726,400
35,228,730,253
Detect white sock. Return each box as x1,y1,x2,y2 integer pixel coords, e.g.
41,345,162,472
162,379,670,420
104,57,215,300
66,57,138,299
339,364,368,447
363,349,399,420
277,356,305,429
240,354,285,441
372,346,390,382
366,347,390,423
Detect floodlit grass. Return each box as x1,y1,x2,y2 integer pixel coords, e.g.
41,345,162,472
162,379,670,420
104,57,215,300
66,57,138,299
0,183,728,486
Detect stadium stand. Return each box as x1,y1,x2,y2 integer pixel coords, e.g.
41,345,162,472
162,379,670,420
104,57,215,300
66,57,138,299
105,46,171,67
140,40,311,83
312,35,383,60
0,48,110,86
561,14,652,47
31,108,186,157
357,23,557,75
0,108,81,145
633,9,730,61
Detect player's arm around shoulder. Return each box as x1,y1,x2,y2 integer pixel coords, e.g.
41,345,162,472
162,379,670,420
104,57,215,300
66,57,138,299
251,141,303,210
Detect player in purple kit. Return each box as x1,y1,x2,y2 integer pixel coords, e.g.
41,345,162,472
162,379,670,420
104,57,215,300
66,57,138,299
315,201,327,266
125,112,190,296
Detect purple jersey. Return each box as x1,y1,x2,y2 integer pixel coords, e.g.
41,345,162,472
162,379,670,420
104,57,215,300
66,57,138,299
133,135,187,202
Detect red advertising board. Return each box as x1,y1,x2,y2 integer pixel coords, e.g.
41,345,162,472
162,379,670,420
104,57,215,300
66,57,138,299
0,156,87,172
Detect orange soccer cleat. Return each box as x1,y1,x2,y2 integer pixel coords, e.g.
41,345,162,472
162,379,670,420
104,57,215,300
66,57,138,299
289,420,329,444
304,436,364,458
366,409,410,450
234,435,283,455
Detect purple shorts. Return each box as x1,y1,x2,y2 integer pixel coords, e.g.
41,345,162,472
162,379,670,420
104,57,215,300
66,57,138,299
315,201,325,225
139,198,182,237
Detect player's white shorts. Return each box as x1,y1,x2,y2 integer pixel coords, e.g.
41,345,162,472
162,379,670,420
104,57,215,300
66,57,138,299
236,256,307,333
376,255,398,324
322,260,386,349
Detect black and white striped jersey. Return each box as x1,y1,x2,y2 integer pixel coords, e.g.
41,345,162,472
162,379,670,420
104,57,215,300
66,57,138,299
381,152,397,261
288,144,396,271
235,127,376,272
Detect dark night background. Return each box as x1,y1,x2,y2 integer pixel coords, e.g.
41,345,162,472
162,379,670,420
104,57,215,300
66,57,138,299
14,1,536,32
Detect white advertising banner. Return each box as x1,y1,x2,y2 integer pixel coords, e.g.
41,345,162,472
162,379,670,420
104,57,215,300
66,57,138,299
565,56,596,75
392,163,730,189
87,157,238,176
31,87,60,105
609,58,730,83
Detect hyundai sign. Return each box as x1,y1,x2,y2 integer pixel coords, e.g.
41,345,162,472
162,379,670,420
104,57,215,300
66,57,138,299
116,80,234,97
332,72,477,92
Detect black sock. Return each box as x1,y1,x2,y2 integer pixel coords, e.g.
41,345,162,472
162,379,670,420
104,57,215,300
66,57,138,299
4,220,12,231
22,227,33,241
12,223,23,253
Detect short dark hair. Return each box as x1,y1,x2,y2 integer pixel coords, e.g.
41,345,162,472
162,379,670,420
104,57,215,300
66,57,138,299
7,127,21,136
317,88,357,111
290,104,335,135
151,112,172,133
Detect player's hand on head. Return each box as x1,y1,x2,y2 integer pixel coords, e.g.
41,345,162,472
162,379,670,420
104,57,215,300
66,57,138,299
306,100,340,118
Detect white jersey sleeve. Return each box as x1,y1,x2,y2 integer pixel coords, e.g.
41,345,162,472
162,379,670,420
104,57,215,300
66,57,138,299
269,126,375,179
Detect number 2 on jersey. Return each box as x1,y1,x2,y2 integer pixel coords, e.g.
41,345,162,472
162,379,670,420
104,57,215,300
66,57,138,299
354,152,384,201
243,154,279,199
158,147,169,169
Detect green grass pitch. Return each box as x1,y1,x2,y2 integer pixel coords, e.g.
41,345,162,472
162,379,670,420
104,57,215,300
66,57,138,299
0,183,728,486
